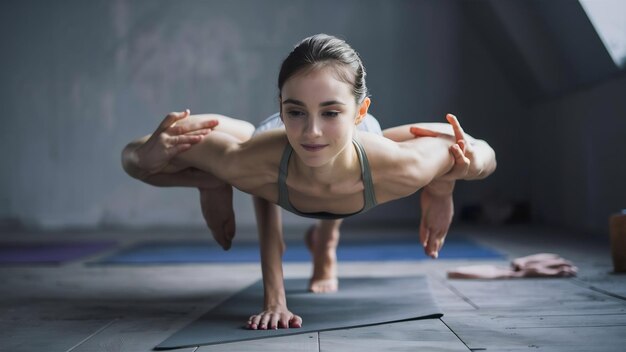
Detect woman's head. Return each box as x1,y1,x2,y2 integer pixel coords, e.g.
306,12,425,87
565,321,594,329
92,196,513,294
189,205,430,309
278,34,371,168
278,34,369,105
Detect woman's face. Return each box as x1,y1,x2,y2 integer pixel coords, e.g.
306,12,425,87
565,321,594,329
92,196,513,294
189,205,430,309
280,66,364,168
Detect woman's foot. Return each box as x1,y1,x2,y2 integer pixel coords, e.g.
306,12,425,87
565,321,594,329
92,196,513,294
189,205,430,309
199,184,236,250
305,225,339,293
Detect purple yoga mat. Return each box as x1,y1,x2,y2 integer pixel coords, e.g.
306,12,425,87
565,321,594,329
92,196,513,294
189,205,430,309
0,241,117,264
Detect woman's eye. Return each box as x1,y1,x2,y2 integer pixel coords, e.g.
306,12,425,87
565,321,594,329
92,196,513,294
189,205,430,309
287,111,305,117
323,111,339,118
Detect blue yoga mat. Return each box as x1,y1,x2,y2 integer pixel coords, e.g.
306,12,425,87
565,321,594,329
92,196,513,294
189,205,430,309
93,237,503,264
0,241,117,264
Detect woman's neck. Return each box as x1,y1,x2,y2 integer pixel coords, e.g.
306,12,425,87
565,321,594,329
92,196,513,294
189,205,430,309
292,140,360,188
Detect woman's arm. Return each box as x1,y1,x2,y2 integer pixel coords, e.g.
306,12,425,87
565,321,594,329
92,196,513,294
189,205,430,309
393,114,496,259
122,134,225,189
384,114,496,181
247,197,302,330
383,114,497,180
121,111,219,180
358,133,455,207
122,110,268,193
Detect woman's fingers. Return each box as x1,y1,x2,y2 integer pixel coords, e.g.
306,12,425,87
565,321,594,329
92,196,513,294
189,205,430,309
185,128,212,136
458,136,475,157
247,312,300,330
169,144,192,156
170,134,204,145
260,313,271,330
450,144,470,168
446,113,465,142
158,109,190,133
269,314,280,330
168,119,219,136
279,313,291,329
457,139,466,154
248,314,261,330
410,126,440,138
289,315,303,328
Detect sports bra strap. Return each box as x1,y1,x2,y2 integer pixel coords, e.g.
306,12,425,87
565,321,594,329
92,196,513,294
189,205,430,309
277,139,377,219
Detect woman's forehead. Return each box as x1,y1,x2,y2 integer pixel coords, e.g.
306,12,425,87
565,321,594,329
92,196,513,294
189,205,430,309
281,67,353,104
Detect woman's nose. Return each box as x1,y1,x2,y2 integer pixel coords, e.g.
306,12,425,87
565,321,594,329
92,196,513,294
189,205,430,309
304,117,322,137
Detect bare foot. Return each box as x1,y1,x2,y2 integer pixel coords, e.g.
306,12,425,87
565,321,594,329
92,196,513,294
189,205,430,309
305,225,339,293
199,184,235,250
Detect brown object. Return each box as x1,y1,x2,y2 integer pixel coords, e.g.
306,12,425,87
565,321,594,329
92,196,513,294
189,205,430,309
610,210,626,272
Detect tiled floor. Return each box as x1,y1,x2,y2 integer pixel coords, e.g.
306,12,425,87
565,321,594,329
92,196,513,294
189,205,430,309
1,225,624,351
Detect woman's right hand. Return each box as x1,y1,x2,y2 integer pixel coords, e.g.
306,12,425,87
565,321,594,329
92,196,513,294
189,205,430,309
247,306,302,330
135,110,218,175
410,114,473,181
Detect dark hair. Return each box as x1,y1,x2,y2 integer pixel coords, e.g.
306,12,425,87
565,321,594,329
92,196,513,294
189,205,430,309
278,34,369,104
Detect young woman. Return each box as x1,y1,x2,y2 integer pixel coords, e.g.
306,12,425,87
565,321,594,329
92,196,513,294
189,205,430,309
122,34,496,330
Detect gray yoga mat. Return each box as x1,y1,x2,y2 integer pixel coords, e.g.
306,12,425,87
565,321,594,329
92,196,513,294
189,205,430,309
155,276,443,350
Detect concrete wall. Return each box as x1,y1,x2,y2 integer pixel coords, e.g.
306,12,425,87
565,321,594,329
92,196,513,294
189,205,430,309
1,0,526,230
528,74,626,234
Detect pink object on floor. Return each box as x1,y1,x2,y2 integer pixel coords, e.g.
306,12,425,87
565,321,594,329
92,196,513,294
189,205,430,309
447,253,578,279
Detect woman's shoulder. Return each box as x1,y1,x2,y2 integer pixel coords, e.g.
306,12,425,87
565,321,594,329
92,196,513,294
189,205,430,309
355,131,401,164
356,131,420,201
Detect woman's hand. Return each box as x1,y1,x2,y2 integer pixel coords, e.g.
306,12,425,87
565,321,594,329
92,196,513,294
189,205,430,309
247,306,302,330
134,110,218,175
410,114,474,181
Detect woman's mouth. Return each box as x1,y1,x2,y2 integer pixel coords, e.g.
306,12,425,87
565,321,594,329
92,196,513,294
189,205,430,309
301,144,328,152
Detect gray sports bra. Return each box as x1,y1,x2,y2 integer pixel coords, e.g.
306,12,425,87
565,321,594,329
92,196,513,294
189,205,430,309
277,139,378,219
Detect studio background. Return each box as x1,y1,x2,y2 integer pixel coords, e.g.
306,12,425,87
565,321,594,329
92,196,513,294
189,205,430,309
1,0,624,236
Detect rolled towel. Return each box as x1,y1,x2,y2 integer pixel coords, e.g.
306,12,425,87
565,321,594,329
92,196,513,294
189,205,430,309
447,253,578,279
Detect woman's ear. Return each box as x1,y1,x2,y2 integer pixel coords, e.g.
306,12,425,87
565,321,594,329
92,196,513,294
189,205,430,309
355,97,371,125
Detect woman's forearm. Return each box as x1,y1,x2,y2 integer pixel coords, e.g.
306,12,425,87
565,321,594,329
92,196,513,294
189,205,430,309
254,198,288,309
384,122,478,143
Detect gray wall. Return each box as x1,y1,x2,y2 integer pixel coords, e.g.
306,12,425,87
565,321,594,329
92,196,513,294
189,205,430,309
4,0,620,235
529,74,626,234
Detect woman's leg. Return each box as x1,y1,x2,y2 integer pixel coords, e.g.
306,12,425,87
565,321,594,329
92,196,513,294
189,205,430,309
303,113,380,293
306,219,342,293
199,184,236,250
191,114,254,249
